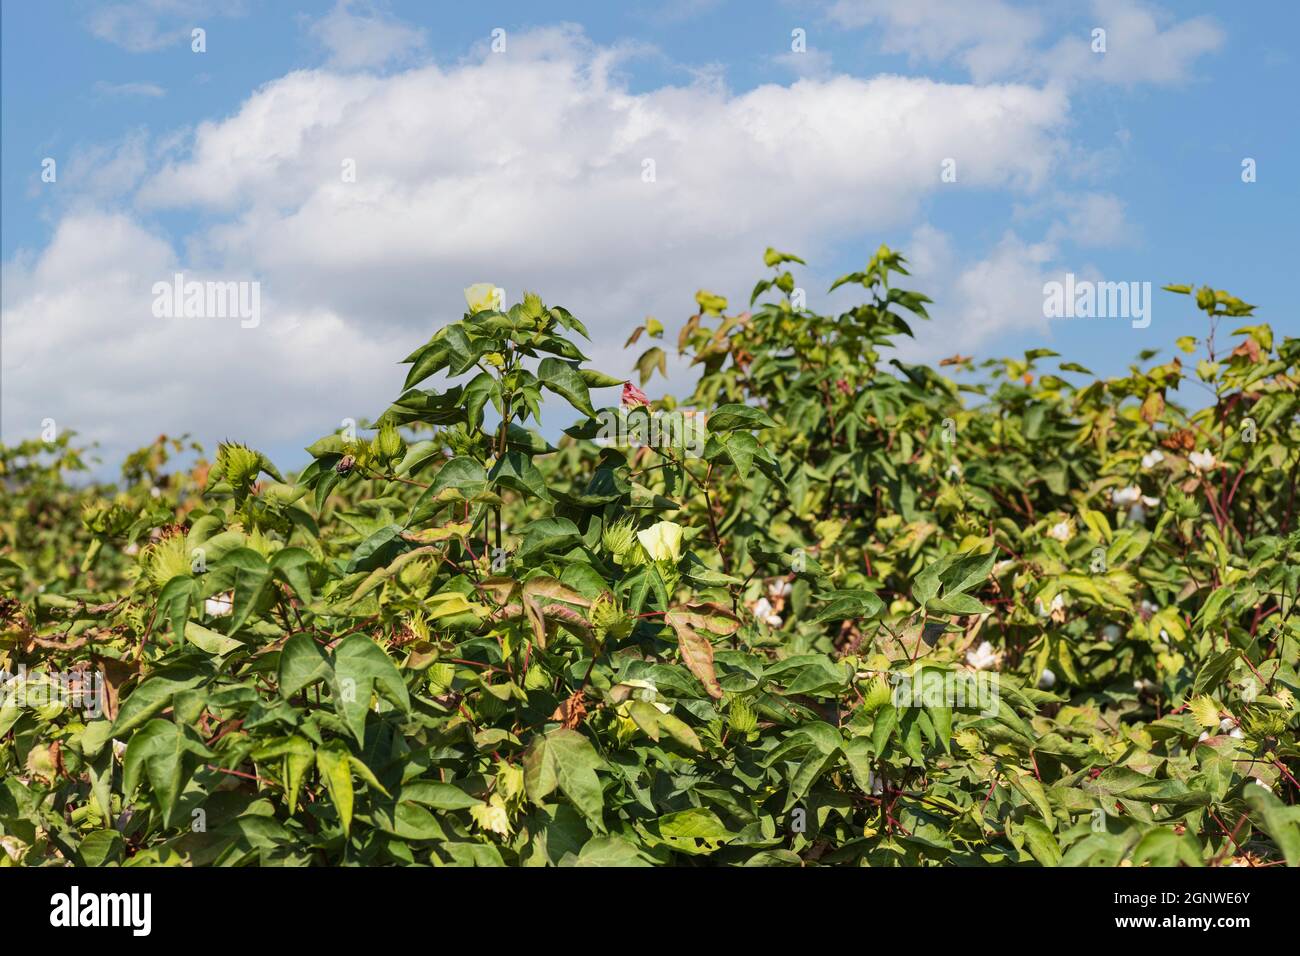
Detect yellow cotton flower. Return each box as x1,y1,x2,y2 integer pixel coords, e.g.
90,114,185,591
464,283,498,314
637,520,684,563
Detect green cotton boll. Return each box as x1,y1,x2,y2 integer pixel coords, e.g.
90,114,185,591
590,592,634,644
217,441,261,495
376,422,405,464
601,517,637,563
727,697,757,735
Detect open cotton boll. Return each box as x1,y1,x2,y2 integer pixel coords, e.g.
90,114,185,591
1141,449,1165,469
966,641,1001,671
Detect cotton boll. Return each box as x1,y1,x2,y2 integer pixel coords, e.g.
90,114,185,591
966,641,1001,671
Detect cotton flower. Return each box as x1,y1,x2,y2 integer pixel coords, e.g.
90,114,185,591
1037,668,1056,690
1141,449,1165,470
636,521,684,563
751,596,782,628
1133,678,1158,694
1189,449,1218,473
1218,717,1236,733
945,461,963,480
464,283,498,314
1102,624,1122,644
767,579,792,600
205,593,233,617
622,381,651,408
966,641,1002,671
1046,519,1074,542
1112,485,1142,507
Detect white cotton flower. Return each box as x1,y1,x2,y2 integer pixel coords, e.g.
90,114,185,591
1037,668,1056,690
205,593,233,617
751,597,782,628
112,739,127,760
1133,678,1158,694
124,542,140,556
1139,600,1159,621
637,521,684,563
966,641,1002,671
1112,485,1142,508
1102,624,1122,644
1197,731,1210,742
464,283,498,314
946,461,963,480
767,579,792,600
1229,727,1245,739
1141,449,1165,470
1251,778,1270,790
150,486,162,499
1046,519,1073,542
1218,717,1236,733
1188,449,1217,472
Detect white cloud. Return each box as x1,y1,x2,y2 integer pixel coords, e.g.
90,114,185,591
896,224,1060,359
85,0,246,53
0,213,400,460
6,27,1073,465
306,0,427,71
827,0,1223,87
827,0,1046,83
771,49,835,80
1041,0,1224,88
93,81,167,98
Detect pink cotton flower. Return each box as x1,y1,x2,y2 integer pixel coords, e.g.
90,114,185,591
622,382,650,408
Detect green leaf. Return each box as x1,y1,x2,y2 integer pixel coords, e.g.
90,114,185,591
537,357,597,418
315,739,355,836
707,403,776,432
518,517,582,559
157,575,197,645
121,720,211,825
1244,786,1300,866
278,632,333,700
523,729,606,832
330,635,412,744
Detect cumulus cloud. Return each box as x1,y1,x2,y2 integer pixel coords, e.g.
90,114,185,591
5,27,1073,466
0,213,401,462
896,224,1059,360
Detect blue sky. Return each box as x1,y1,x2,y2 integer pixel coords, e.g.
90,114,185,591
2,0,1297,472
